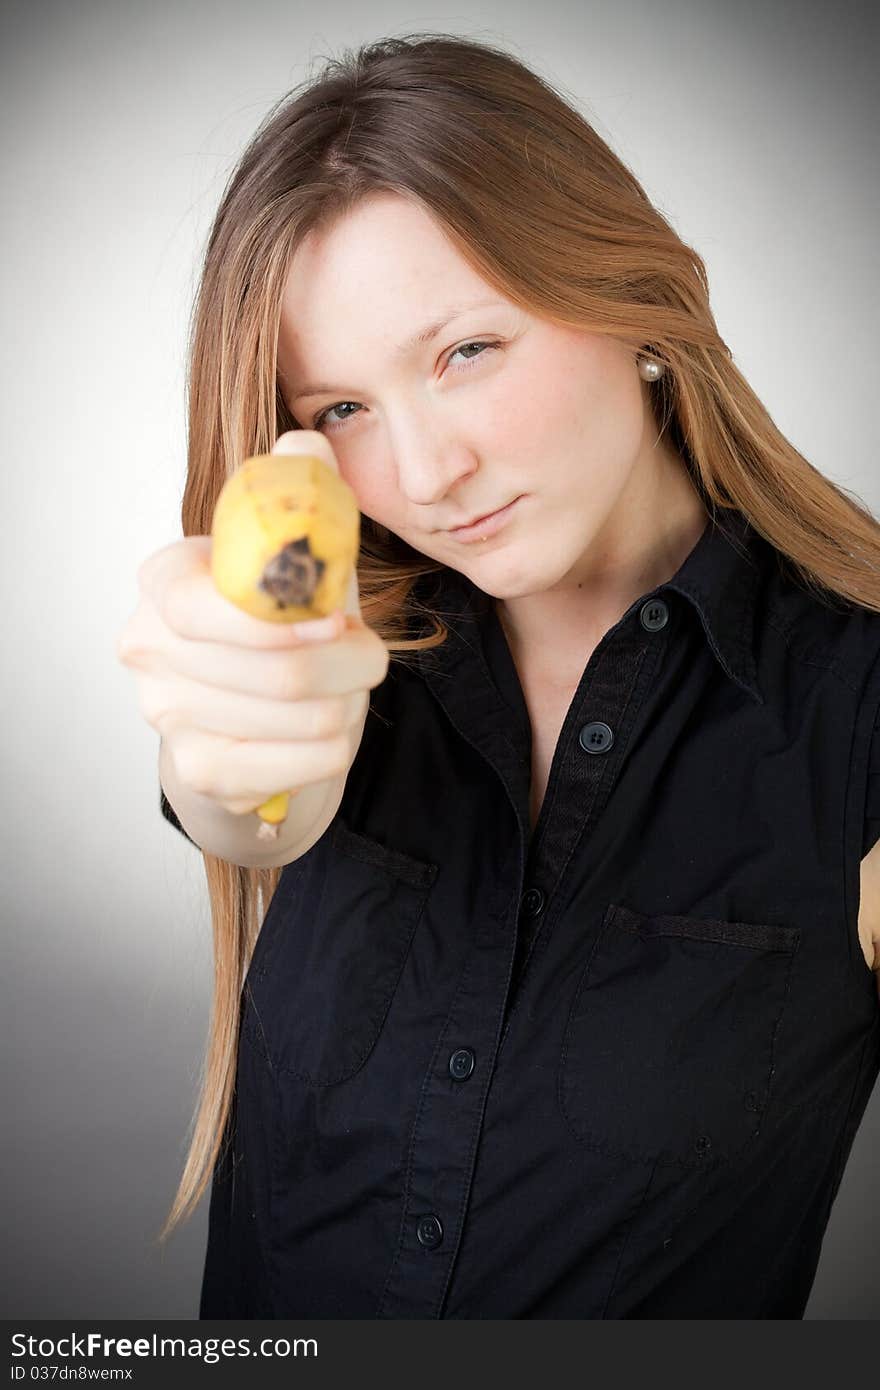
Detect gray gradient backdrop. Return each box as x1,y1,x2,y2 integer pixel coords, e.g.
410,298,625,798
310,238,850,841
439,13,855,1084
2,0,877,1320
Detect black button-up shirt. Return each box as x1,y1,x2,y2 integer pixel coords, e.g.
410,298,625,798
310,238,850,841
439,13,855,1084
162,508,880,1318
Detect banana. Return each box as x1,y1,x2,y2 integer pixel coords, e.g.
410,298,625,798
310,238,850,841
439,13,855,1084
210,452,360,841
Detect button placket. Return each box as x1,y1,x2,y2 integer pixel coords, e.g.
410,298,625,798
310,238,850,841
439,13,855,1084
382,587,672,1317
500,600,672,1048
376,931,521,1317
576,600,669,758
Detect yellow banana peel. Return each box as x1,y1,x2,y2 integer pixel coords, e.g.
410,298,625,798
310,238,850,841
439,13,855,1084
210,452,360,841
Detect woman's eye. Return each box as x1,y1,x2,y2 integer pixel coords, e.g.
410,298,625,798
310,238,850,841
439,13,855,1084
313,340,501,432
313,400,361,431
447,339,499,368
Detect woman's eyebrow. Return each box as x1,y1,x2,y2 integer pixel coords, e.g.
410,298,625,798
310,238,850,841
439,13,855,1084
289,298,506,400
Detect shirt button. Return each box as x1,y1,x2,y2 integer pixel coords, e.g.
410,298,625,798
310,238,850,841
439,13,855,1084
416,1215,444,1248
639,597,669,631
448,1048,476,1080
579,721,614,753
520,886,545,917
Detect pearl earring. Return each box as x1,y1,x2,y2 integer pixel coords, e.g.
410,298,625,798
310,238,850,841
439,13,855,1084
637,354,666,382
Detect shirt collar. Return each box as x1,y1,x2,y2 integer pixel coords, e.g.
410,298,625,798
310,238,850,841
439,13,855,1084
411,506,767,706
661,507,766,706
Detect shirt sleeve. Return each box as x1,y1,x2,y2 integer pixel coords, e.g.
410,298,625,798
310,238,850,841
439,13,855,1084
862,699,880,859
160,784,198,847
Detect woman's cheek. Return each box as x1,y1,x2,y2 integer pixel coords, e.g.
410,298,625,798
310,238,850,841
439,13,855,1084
341,462,397,531
476,355,563,452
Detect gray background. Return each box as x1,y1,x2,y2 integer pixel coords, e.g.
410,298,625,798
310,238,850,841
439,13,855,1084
2,0,877,1319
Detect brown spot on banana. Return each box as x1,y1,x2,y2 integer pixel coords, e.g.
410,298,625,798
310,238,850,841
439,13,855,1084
258,536,327,609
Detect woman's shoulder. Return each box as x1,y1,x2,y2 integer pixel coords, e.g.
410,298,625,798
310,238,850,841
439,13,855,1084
752,540,880,862
756,538,880,697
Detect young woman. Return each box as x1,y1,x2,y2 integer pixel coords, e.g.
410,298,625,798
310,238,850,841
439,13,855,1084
118,34,880,1318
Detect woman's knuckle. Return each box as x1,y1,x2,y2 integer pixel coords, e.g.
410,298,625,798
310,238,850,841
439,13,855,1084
136,555,155,594
370,645,390,685
139,681,172,730
275,654,309,701
118,637,141,668
117,605,151,666
175,740,214,796
161,573,188,634
349,688,370,724
329,732,351,774
317,696,347,736
214,745,252,800
137,543,174,597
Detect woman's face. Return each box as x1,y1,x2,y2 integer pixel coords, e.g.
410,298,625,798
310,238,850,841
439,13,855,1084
277,192,659,600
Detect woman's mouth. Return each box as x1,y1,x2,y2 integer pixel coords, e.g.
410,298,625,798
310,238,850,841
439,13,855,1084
445,495,525,542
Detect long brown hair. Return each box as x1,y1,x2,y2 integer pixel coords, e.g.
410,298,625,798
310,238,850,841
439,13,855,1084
156,31,880,1243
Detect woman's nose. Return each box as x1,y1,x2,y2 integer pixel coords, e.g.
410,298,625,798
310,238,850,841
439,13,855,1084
391,421,478,507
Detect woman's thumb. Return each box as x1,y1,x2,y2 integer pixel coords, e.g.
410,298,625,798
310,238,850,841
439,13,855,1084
270,428,340,472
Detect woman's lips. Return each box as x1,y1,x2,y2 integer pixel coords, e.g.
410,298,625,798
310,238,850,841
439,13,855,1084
446,494,524,542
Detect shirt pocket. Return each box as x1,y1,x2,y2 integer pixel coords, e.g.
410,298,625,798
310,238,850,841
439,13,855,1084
242,815,438,1085
558,903,800,1167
